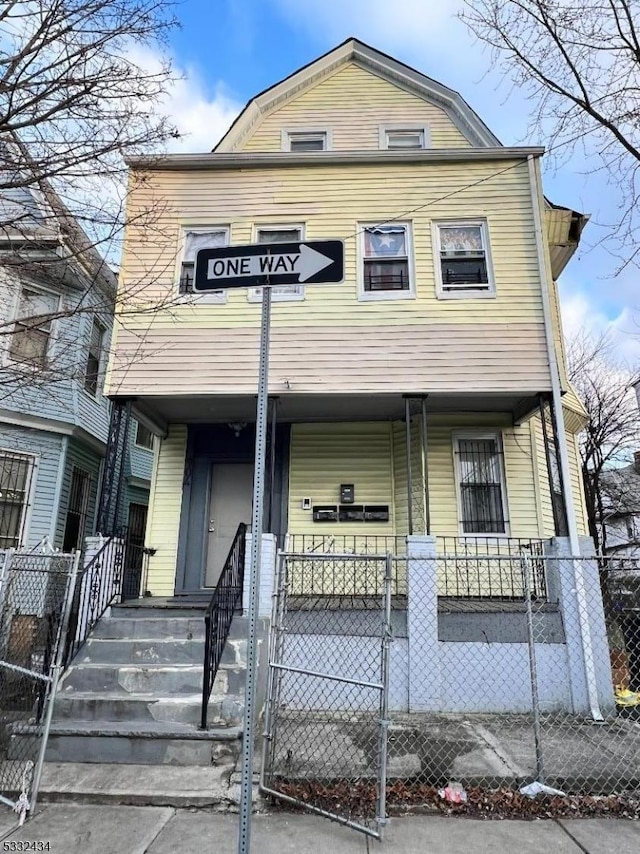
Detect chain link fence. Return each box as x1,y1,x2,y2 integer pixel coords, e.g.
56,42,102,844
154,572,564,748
261,551,393,839
262,539,640,822
0,549,79,821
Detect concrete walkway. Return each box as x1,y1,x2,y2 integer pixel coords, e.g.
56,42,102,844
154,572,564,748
1,805,639,853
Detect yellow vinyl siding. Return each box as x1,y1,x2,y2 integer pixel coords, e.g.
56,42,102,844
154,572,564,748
288,422,394,536
287,418,546,541
109,159,551,399
144,424,187,596
238,63,472,152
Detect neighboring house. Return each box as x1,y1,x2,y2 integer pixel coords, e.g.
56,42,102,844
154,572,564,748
600,454,640,558
0,180,153,577
108,37,591,597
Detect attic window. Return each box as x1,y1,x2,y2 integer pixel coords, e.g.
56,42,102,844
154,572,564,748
284,131,328,152
380,125,429,150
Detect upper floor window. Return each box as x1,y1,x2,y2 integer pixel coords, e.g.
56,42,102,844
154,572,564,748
135,422,154,450
359,223,414,300
84,318,105,396
178,228,229,303
247,225,305,303
9,286,59,366
381,126,428,150
453,434,509,536
0,450,36,548
283,130,329,152
435,221,495,298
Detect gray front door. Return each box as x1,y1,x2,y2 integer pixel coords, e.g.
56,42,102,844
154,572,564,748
205,463,253,587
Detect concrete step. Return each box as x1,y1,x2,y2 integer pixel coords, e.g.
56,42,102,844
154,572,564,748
110,605,208,619
60,663,245,695
52,691,243,727
38,762,245,808
92,616,206,641
11,721,243,767
74,636,246,667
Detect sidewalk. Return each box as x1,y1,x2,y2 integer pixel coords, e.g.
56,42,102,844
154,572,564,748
1,805,639,854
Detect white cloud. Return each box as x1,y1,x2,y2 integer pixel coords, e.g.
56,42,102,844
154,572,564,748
128,44,242,153
560,289,640,368
274,0,463,56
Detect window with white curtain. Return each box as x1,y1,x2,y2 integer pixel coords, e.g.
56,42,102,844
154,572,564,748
247,226,305,302
178,228,229,303
9,286,59,365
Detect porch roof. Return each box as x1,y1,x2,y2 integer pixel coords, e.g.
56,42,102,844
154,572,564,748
125,391,545,436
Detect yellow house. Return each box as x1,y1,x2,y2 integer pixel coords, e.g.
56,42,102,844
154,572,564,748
107,39,589,602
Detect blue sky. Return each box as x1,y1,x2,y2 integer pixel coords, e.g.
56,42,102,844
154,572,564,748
156,0,638,364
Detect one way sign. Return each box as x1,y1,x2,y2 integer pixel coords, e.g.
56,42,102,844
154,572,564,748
194,240,344,291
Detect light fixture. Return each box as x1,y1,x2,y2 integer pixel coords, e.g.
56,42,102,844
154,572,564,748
227,421,247,438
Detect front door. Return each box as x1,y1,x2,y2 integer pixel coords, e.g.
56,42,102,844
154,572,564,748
205,463,253,588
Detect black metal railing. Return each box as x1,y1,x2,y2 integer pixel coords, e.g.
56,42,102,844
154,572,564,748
436,536,547,600
63,533,125,668
284,534,407,597
201,522,247,730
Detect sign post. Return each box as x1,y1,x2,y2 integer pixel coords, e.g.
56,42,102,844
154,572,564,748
194,240,343,854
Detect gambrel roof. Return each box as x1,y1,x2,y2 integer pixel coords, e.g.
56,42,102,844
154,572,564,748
214,37,501,152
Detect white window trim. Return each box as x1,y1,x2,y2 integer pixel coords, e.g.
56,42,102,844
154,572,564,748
4,282,63,369
0,448,39,548
357,221,416,302
433,219,496,300
82,316,107,400
134,421,155,451
247,223,306,303
379,124,429,150
451,431,511,538
176,225,230,305
281,128,332,152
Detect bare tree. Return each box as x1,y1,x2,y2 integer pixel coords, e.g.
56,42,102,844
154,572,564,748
462,0,640,270
0,0,185,403
567,330,640,552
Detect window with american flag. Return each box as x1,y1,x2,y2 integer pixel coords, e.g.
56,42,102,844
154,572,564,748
360,223,414,298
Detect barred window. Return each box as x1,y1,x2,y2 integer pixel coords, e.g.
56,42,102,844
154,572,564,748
436,221,494,296
0,451,36,548
62,467,90,552
454,435,508,535
361,224,413,297
9,287,59,365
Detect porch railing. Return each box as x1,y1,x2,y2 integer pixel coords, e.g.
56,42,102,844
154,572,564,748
284,534,407,597
201,522,247,730
436,536,547,600
282,534,547,601
63,533,125,668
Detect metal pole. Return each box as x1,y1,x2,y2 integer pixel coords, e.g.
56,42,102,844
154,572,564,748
404,397,413,535
267,397,278,532
239,285,272,854
522,554,545,784
420,397,430,535
30,550,82,815
376,553,393,838
527,155,603,721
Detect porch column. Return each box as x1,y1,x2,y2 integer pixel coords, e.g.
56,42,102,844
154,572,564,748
404,397,413,535
544,537,615,716
406,534,441,711
538,394,569,536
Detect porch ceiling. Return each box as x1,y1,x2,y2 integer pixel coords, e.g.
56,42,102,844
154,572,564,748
127,392,544,433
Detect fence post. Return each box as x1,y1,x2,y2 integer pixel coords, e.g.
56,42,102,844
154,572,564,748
522,554,545,783
30,549,82,816
407,535,440,711
376,554,393,838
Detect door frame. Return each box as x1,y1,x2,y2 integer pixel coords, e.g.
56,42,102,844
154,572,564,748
174,423,290,595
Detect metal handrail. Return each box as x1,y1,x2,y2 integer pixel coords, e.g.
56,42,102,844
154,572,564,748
62,531,126,668
201,522,247,730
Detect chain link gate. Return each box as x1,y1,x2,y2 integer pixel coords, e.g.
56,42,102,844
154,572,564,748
0,548,80,824
261,550,393,839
